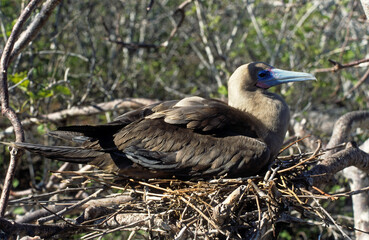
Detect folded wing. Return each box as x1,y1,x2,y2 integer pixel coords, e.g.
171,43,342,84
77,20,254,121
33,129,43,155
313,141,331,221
13,97,270,179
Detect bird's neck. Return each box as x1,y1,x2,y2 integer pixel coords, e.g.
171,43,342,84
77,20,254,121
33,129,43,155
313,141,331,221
229,89,290,155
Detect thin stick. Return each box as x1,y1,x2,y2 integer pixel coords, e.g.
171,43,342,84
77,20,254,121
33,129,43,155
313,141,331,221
38,188,104,224
179,196,220,231
278,153,322,173
311,197,352,240
279,135,311,153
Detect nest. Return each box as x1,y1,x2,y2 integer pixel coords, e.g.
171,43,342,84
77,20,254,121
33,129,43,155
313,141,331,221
8,147,351,240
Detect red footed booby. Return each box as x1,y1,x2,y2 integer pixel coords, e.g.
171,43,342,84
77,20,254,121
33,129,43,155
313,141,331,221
11,62,315,179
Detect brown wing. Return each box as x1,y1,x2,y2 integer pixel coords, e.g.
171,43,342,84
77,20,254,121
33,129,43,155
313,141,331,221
110,96,270,178
113,118,270,178
112,100,179,124
147,96,266,137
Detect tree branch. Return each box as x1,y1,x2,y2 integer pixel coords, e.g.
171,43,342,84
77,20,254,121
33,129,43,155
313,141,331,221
0,98,158,140
360,0,369,21
0,217,77,239
325,111,369,156
0,0,62,218
315,58,369,73
0,0,42,218
307,142,369,185
339,67,369,103
9,0,63,63
107,0,193,49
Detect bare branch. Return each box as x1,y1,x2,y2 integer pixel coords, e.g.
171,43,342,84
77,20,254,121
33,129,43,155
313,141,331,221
161,0,193,47
0,98,158,140
213,185,247,224
38,188,104,224
0,0,63,217
0,0,42,218
307,142,369,185
245,0,272,58
194,0,222,88
360,0,369,21
326,111,369,156
9,0,62,63
343,166,369,239
0,217,77,238
315,58,369,73
146,0,155,13
340,67,369,102
107,0,193,49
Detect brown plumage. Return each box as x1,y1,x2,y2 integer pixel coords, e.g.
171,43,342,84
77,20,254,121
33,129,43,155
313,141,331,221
12,62,315,179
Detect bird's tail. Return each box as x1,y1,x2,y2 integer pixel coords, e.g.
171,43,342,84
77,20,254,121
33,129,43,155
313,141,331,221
1,141,103,163
48,124,123,143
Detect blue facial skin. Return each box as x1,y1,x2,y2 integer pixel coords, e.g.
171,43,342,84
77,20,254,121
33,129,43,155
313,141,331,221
256,68,316,89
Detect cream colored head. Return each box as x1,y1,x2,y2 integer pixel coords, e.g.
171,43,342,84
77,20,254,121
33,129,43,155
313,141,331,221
227,62,315,156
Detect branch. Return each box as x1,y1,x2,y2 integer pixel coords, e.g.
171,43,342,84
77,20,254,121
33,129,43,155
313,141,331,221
194,0,222,88
0,98,158,139
9,0,63,63
0,0,42,218
245,1,272,58
38,188,104,224
307,142,369,185
306,111,369,185
146,0,155,13
160,0,192,47
104,39,158,50
213,185,247,225
0,217,77,239
107,0,193,49
315,58,369,73
0,0,62,218
325,111,369,156
82,211,174,239
16,205,67,224
339,67,369,103
360,0,369,21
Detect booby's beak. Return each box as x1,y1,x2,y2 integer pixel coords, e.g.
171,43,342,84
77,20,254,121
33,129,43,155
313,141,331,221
256,68,316,89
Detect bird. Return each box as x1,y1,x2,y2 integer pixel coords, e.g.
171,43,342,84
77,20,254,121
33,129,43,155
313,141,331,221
9,62,315,180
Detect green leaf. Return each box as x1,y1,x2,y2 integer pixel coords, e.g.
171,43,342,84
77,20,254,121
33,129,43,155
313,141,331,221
278,230,292,240
12,178,19,188
36,89,54,98
27,88,54,100
9,72,29,91
37,124,47,135
13,207,25,215
54,85,71,96
26,90,35,100
217,85,228,97
190,86,198,95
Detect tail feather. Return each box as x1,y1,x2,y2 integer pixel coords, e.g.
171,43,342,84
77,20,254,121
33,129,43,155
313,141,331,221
48,124,124,144
48,130,92,143
57,124,122,136
11,142,104,163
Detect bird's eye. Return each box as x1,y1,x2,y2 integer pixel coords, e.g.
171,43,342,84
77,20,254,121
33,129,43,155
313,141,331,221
258,70,269,78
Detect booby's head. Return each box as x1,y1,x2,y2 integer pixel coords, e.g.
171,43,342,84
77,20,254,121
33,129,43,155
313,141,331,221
228,62,316,158
228,62,316,92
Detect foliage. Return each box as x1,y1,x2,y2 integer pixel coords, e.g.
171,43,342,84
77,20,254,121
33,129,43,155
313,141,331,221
2,1,368,116
0,0,368,239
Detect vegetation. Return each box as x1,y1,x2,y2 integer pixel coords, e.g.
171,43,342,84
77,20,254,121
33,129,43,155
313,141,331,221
0,0,368,239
